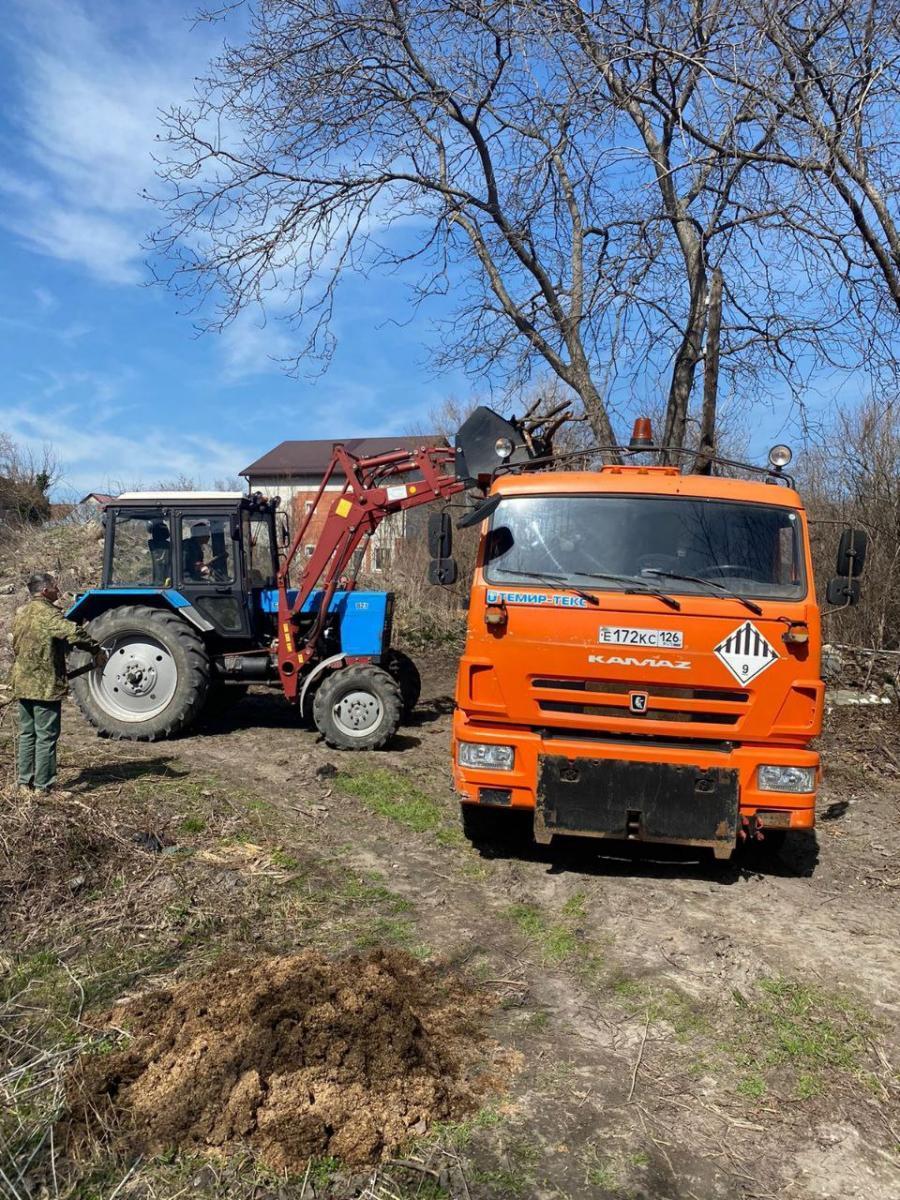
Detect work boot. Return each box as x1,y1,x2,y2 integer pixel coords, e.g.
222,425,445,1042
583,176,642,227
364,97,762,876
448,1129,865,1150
35,787,73,801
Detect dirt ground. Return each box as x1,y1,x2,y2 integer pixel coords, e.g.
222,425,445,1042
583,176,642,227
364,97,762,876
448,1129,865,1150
2,651,899,1199
67,948,503,1172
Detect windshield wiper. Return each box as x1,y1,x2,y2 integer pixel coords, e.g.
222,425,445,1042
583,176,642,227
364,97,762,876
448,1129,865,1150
494,568,599,607
569,571,682,611
641,569,763,615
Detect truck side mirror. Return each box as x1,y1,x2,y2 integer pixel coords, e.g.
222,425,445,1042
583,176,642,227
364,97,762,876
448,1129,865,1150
428,511,453,559
428,558,458,586
836,528,867,577
826,577,860,606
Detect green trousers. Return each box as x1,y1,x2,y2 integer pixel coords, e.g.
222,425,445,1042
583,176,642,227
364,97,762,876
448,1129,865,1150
17,700,62,791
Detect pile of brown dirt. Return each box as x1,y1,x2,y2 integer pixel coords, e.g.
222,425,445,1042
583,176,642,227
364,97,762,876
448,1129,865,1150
67,949,502,1171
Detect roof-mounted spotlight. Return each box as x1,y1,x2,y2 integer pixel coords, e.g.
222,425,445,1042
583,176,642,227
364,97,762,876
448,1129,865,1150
494,436,515,459
768,444,792,471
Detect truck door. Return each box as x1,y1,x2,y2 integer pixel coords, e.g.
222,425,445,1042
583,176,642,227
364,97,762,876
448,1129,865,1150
175,511,251,639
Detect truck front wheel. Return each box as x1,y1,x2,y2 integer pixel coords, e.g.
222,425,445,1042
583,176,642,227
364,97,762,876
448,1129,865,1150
71,605,210,741
312,665,401,751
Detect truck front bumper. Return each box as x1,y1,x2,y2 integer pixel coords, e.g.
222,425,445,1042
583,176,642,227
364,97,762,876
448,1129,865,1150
453,718,818,855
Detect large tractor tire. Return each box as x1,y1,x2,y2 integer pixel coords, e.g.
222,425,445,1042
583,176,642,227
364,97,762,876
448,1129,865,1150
384,648,422,718
71,605,211,741
312,665,401,751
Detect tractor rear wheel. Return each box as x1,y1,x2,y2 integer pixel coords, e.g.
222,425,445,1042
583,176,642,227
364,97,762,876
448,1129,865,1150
312,665,401,751
70,605,210,741
384,649,422,718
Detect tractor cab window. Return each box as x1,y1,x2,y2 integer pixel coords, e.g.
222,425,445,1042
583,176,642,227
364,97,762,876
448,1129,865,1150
180,516,235,583
111,513,172,586
244,513,277,586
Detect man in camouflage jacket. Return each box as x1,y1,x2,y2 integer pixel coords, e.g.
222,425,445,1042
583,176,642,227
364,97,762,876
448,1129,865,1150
11,572,103,793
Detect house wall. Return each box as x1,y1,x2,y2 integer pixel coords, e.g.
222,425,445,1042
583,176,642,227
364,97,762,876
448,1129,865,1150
247,473,406,574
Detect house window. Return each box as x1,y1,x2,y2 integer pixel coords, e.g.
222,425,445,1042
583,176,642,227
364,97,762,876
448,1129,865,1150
374,546,390,572
305,501,314,516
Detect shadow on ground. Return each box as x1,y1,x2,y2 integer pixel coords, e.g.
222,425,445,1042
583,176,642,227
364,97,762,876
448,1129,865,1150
66,756,186,790
469,819,819,884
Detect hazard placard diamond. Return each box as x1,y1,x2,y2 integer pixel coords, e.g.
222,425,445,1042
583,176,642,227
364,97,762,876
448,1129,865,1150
714,621,780,685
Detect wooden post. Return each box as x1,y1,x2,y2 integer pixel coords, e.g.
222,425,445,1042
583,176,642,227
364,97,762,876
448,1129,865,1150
695,268,722,475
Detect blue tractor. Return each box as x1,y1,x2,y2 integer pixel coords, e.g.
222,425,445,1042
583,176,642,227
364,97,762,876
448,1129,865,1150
66,408,543,749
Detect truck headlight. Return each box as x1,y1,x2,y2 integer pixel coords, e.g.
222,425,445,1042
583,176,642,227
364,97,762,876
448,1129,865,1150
758,765,815,793
458,742,515,770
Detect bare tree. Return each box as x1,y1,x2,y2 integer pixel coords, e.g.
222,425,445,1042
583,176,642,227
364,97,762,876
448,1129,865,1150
799,395,900,650
665,1,900,380
151,1,899,453
0,433,62,524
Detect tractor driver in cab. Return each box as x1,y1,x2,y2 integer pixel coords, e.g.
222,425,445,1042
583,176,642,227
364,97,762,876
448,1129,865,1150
182,520,213,581
182,519,231,582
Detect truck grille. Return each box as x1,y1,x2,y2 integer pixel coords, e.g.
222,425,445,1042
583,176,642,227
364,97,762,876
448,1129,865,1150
532,677,748,727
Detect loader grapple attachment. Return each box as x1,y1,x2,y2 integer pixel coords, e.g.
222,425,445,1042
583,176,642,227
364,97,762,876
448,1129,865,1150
535,755,739,856
455,407,539,485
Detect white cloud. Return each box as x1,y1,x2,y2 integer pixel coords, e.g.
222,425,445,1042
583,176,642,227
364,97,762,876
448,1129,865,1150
219,309,299,384
33,286,57,312
1,0,214,287
2,386,247,496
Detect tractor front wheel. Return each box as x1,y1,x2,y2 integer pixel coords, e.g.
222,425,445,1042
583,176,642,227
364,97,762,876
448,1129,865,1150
70,605,210,741
312,665,401,751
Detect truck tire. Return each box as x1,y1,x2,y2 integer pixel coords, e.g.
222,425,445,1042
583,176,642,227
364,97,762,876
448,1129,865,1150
70,605,210,741
312,665,401,751
384,649,422,718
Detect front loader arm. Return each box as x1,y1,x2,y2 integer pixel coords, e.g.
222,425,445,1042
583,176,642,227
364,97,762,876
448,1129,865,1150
275,442,465,699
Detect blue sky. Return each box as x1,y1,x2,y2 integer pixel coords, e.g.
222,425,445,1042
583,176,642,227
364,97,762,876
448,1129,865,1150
0,0,866,500
0,0,474,498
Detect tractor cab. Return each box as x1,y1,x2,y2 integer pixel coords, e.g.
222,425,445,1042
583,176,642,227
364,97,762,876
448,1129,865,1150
77,491,281,647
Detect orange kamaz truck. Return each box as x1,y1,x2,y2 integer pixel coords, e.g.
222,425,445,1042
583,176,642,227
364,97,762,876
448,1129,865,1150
451,422,865,860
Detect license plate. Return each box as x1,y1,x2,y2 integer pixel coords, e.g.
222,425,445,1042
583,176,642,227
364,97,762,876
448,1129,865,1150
598,626,684,648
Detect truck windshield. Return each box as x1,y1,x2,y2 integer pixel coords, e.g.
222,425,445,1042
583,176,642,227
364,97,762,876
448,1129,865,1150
484,494,805,601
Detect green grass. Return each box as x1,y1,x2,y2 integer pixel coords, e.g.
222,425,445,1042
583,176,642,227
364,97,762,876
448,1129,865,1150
585,1161,619,1189
308,1155,341,1187
720,976,879,1108
431,1106,502,1149
561,891,588,921
269,847,300,870
354,914,431,959
337,768,453,839
468,1167,530,1196
340,870,412,911
506,902,578,963
609,974,710,1042
733,977,872,1077
737,1074,767,1100
179,815,206,834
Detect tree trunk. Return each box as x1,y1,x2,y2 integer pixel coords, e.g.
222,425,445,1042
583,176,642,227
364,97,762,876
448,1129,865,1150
694,268,722,475
661,259,708,464
569,366,619,455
